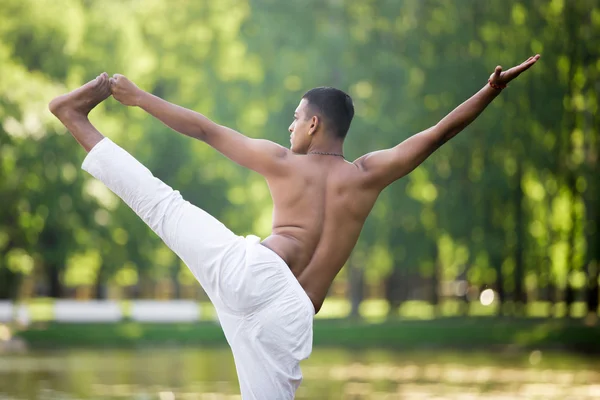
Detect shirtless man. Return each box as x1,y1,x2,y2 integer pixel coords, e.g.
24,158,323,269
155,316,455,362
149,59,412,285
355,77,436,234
49,54,539,399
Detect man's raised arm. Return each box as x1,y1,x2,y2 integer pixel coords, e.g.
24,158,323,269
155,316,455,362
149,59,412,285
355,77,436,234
109,74,289,178
356,55,540,188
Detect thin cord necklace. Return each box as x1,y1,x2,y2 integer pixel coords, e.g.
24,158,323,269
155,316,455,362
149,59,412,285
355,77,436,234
308,151,345,159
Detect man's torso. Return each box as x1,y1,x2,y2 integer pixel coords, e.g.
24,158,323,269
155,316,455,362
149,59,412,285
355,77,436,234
260,154,381,313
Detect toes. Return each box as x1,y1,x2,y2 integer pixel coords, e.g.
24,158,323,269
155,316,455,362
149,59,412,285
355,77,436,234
101,76,111,92
93,73,111,95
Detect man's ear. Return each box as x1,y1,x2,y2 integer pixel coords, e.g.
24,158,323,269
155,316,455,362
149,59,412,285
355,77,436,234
308,115,320,136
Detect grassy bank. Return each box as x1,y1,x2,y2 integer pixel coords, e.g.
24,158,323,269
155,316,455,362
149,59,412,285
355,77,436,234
13,318,600,352
18,299,594,322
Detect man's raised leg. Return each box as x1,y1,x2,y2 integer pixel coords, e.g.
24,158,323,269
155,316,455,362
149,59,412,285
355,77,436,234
48,75,242,309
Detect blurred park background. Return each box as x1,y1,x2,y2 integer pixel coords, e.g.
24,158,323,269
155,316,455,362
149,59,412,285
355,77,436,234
1,0,600,399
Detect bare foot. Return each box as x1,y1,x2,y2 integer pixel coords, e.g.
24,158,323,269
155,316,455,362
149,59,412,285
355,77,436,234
49,72,111,121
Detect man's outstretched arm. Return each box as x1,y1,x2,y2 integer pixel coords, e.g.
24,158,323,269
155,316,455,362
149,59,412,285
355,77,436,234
356,54,540,188
110,75,289,178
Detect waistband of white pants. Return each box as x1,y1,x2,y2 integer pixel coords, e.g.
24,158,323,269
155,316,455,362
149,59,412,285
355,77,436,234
245,235,316,316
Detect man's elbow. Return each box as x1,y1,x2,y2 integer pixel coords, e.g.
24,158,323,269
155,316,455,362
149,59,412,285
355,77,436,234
194,123,219,142
433,124,459,146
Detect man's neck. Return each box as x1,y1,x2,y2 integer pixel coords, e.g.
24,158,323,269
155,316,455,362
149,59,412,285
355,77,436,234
306,140,344,156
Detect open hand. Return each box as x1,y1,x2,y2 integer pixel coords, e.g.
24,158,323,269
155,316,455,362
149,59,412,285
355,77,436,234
489,54,540,88
109,74,142,106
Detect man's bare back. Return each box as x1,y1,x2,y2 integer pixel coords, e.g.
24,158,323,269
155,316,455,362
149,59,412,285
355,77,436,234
262,154,379,313
93,54,540,314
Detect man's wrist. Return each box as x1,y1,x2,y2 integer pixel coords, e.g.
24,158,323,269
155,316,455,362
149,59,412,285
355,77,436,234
135,90,149,108
487,79,506,91
480,82,502,101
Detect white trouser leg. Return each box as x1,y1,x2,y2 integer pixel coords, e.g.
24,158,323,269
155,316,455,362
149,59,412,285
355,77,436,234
82,138,242,307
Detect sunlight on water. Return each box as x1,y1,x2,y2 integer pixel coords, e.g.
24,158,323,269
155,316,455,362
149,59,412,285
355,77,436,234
0,348,599,399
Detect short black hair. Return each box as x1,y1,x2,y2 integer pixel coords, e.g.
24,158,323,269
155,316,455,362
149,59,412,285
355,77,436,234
302,87,354,139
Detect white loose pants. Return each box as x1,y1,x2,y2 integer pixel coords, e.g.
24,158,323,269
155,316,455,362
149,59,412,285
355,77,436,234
82,138,315,399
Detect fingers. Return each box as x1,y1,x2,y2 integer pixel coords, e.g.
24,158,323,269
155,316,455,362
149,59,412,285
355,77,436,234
523,54,540,66
109,74,123,93
108,78,116,96
112,73,124,82
493,54,540,84
518,55,540,73
494,66,502,77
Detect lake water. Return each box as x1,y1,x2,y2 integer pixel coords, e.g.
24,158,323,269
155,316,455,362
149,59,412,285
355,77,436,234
1,347,599,399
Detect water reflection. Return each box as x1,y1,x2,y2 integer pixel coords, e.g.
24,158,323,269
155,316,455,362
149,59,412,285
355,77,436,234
1,348,599,399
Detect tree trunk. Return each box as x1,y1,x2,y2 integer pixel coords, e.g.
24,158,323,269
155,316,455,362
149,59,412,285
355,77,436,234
583,37,600,321
431,243,441,316
485,196,504,316
560,0,581,319
513,160,526,316
47,261,62,298
564,175,578,318
94,262,107,300
586,208,600,317
548,282,559,317
171,263,181,299
347,258,364,319
0,268,20,300
384,265,406,319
